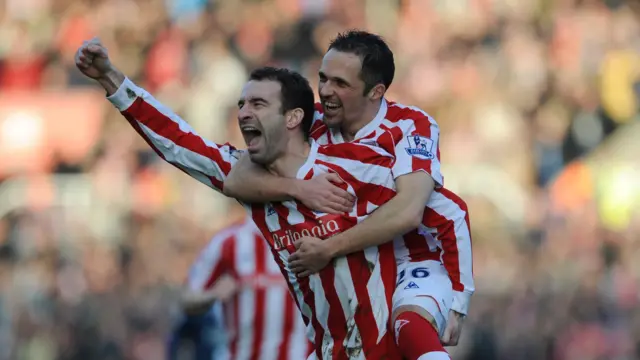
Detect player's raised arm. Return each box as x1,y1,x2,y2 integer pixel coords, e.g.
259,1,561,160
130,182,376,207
224,150,355,214
75,38,239,193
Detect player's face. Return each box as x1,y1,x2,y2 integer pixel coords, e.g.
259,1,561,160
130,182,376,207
318,49,369,129
237,80,288,165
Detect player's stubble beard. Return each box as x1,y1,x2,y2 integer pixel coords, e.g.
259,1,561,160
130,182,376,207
249,121,286,167
326,95,371,138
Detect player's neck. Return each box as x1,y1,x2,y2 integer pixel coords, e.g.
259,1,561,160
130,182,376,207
341,100,382,142
267,138,311,178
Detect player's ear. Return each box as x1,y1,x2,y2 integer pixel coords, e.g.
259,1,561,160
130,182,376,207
285,108,304,130
368,83,386,101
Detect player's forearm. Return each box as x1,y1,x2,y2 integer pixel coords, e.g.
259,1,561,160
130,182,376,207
181,289,220,315
223,154,299,201
97,69,126,96
325,194,424,258
325,172,434,257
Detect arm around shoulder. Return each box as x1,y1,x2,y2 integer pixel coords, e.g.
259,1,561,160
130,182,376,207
223,152,300,201
324,171,435,257
223,153,355,213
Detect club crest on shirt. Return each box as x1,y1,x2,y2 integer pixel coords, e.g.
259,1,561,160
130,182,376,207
405,135,434,159
126,88,137,99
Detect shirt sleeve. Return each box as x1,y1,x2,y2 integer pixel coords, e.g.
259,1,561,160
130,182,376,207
107,77,243,193
391,114,444,187
424,188,475,315
187,234,236,291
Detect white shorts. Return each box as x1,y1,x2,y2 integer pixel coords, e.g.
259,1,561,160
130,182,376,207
392,260,452,336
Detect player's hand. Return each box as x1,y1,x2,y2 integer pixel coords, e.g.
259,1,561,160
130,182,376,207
293,174,355,214
288,236,332,277
441,310,465,346
74,37,114,79
212,275,239,302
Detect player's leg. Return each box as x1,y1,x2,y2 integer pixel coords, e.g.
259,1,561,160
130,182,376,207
392,260,453,360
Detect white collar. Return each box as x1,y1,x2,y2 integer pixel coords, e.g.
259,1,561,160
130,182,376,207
296,140,319,179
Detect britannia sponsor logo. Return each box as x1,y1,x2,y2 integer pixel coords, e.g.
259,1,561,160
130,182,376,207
271,218,343,251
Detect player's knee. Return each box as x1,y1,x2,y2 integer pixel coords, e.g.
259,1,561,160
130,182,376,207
392,304,438,333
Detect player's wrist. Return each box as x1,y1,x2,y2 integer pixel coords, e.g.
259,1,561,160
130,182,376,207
286,178,305,200
323,235,344,258
97,68,125,96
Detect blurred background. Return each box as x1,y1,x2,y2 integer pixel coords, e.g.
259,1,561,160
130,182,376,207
1,0,640,359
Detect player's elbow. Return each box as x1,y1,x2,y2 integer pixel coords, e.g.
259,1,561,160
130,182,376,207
400,208,424,230
394,172,434,230
393,200,425,232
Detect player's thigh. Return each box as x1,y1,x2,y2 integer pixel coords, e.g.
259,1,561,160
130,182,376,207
392,260,453,336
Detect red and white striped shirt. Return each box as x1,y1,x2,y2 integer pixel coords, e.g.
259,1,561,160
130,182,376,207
311,100,475,315
188,219,311,360
108,78,401,360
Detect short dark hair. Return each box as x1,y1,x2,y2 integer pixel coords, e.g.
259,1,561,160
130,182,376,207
249,67,315,140
328,30,395,95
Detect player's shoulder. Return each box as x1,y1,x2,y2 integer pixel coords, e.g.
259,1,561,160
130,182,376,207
205,225,240,251
208,219,255,245
190,227,238,271
317,140,394,167
385,100,438,127
200,220,260,261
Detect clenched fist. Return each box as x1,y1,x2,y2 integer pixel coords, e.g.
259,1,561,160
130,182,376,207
74,37,113,79
75,37,124,95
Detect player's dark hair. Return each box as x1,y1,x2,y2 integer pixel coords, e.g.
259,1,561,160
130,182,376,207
249,67,315,140
328,30,395,95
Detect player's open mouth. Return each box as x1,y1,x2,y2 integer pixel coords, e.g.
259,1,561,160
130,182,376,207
323,101,341,115
240,125,263,151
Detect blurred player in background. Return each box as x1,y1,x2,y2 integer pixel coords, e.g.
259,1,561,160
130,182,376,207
74,39,402,359
224,30,474,360
181,216,311,360
168,292,225,360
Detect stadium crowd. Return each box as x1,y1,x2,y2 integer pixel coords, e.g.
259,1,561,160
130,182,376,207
1,0,640,359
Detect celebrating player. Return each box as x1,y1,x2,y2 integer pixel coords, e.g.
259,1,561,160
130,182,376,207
183,216,311,359
75,38,402,359
223,31,474,360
